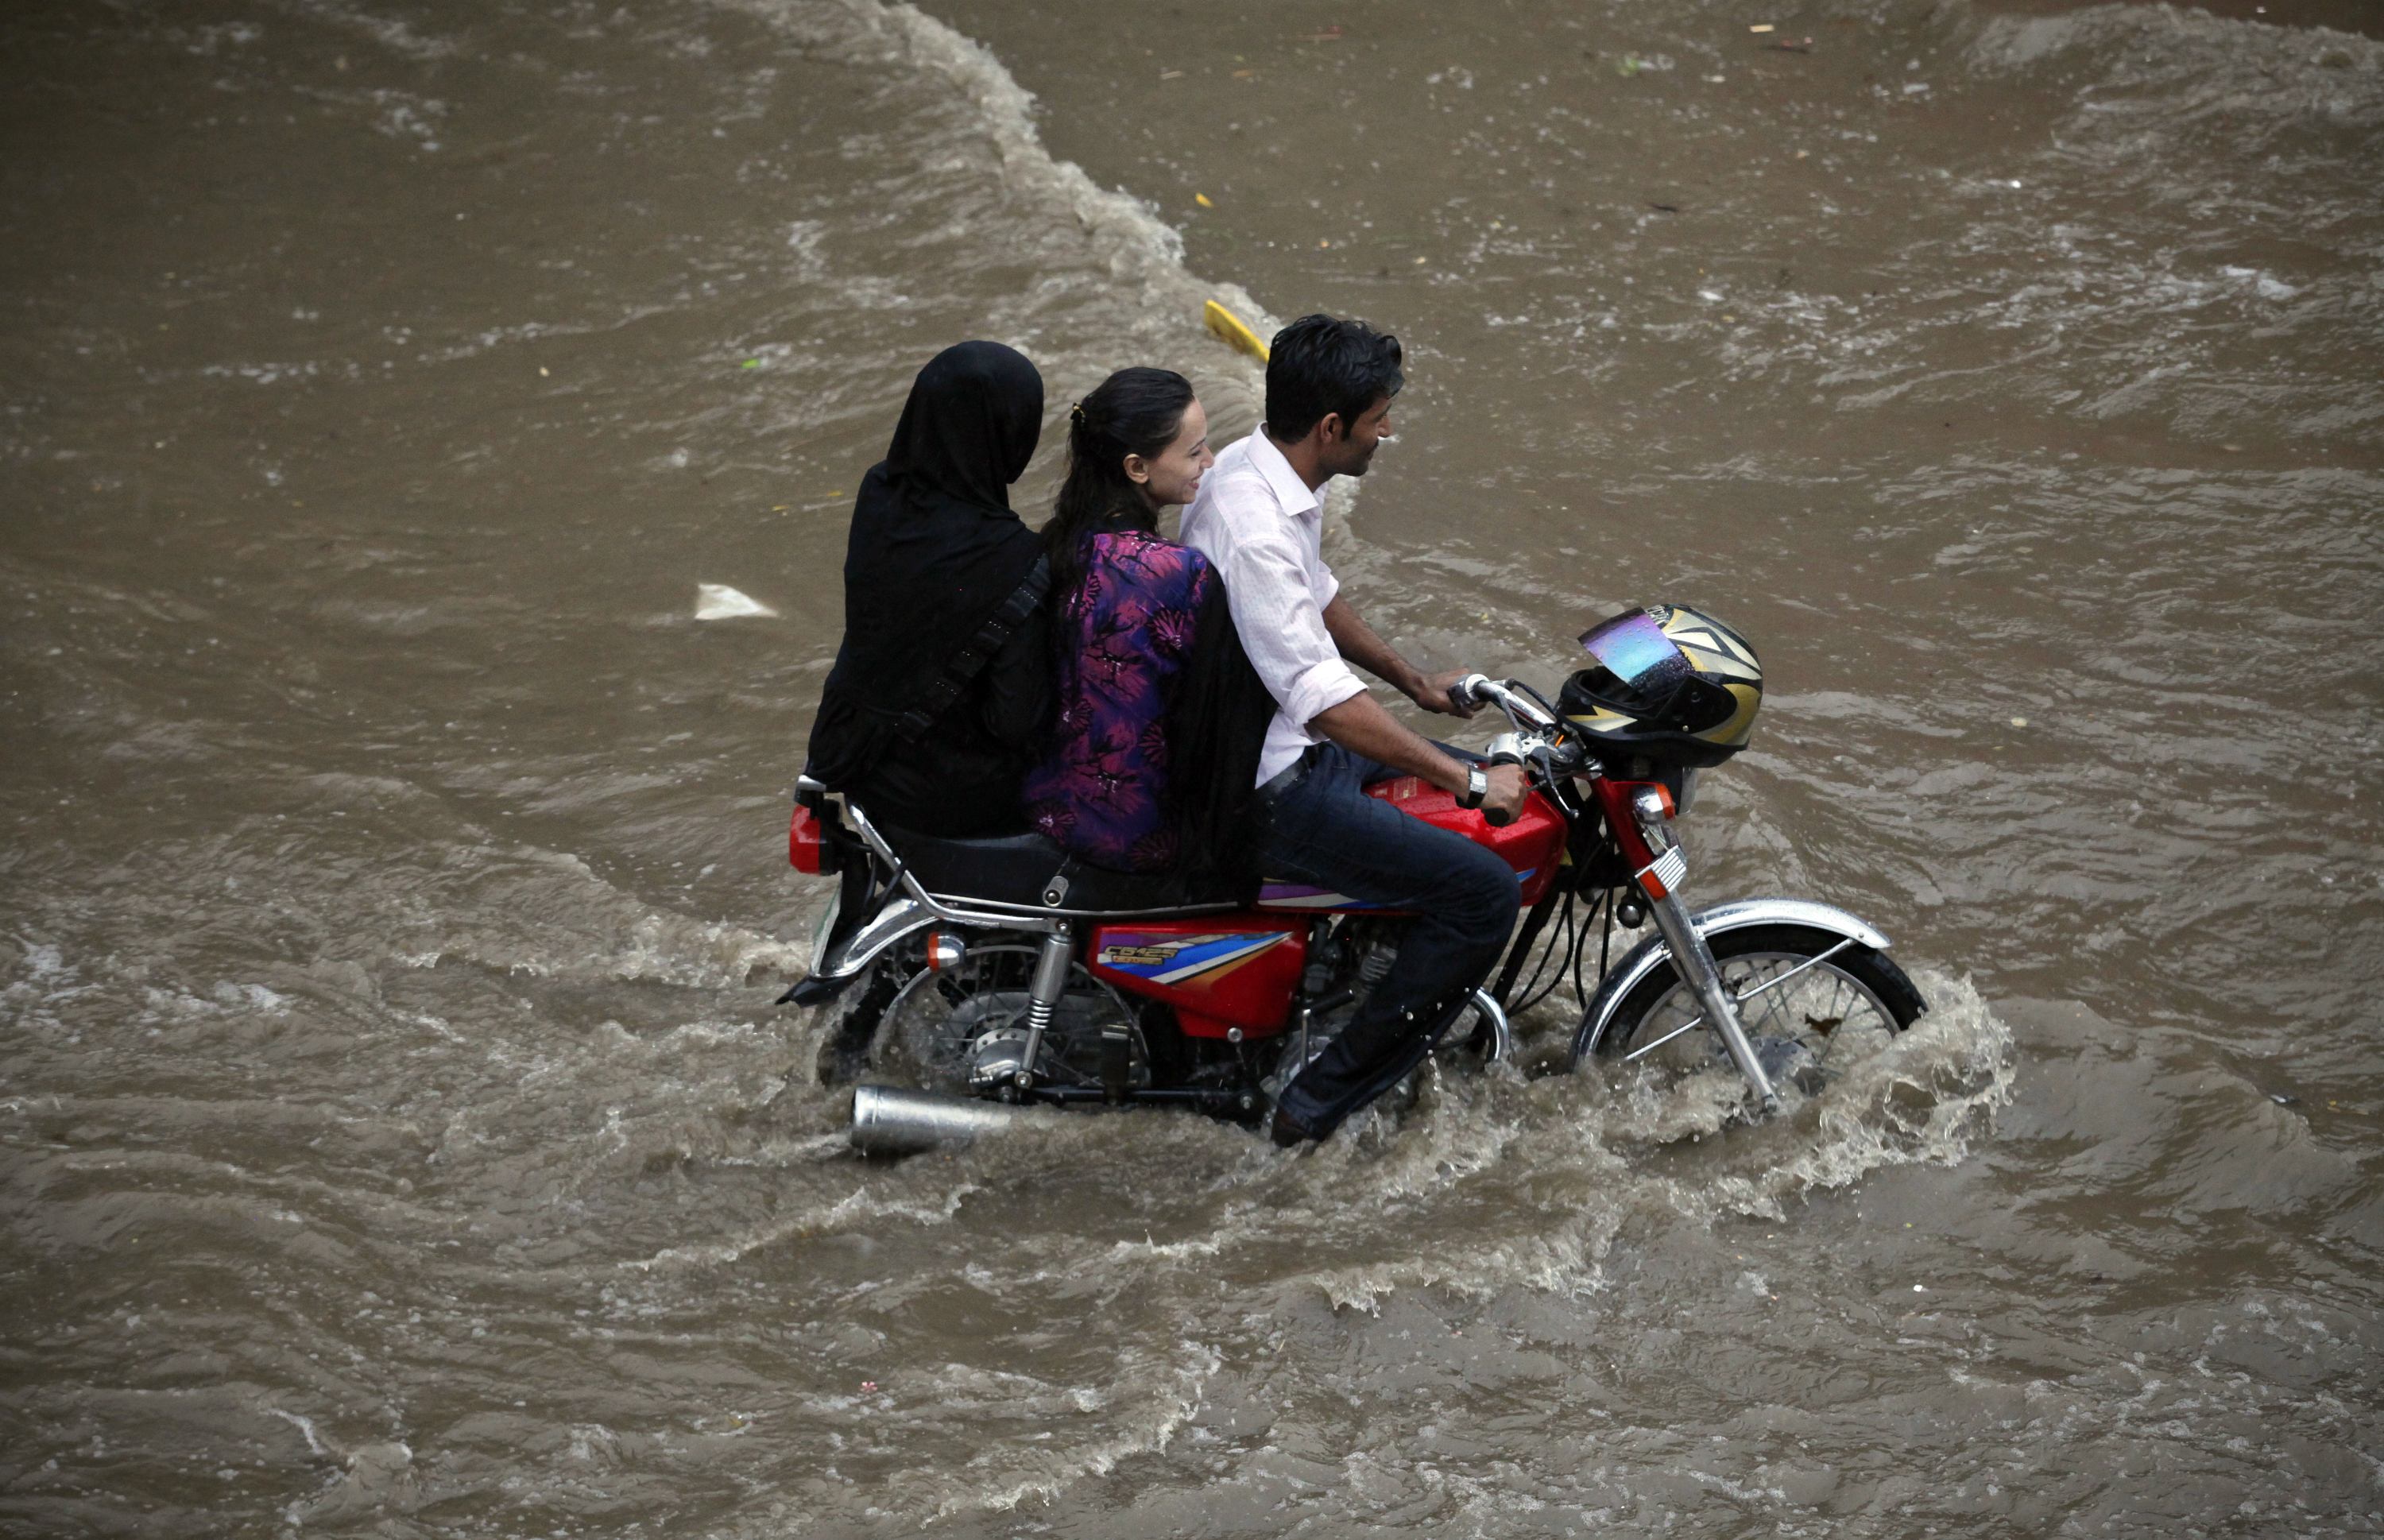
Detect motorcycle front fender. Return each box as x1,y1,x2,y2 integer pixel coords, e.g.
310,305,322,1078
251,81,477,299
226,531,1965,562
1575,898,1894,1058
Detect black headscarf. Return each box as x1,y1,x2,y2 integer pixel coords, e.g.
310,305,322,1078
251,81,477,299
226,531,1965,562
807,342,1047,791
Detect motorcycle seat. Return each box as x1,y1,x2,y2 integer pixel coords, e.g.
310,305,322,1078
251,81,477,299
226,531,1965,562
876,821,1212,914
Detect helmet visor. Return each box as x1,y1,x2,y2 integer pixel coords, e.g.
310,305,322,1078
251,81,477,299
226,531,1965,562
1579,609,1691,704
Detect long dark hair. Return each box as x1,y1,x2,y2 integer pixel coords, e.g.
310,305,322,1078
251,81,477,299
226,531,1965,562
1043,367,1195,598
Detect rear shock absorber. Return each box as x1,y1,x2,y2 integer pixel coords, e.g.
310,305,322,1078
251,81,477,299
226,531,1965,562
1013,926,1075,1091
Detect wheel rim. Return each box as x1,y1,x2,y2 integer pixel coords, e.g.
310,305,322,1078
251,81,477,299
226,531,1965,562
1621,951,1905,1078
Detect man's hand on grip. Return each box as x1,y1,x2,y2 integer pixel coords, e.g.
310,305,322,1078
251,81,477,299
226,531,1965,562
1480,763,1528,825
1411,667,1480,718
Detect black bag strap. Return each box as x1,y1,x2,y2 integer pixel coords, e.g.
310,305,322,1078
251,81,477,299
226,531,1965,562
893,555,1051,741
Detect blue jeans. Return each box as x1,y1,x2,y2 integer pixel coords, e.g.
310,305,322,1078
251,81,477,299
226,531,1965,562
1256,743,1522,1140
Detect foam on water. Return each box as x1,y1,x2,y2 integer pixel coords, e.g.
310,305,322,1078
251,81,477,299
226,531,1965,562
622,1176,987,1273
711,0,1277,415
737,971,2016,1465
1183,973,2013,1314
379,838,814,989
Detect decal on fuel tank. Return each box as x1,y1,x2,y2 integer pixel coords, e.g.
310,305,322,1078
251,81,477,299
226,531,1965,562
1094,931,1291,985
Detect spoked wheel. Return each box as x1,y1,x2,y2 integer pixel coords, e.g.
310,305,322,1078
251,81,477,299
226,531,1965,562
873,942,1147,1097
1575,924,1926,1081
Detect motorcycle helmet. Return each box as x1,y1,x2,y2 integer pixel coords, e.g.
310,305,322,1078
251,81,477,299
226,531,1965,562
1558,604,1763,768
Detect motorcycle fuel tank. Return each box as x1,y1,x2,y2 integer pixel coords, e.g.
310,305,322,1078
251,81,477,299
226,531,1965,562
1254,780,1566,911
1086,916,1307,1040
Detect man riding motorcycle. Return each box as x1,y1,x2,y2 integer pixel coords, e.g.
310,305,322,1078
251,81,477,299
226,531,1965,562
1178,313,1529,1146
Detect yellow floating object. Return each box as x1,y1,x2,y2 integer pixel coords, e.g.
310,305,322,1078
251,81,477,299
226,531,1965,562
1194,192,1214,208
1203,299,1270,362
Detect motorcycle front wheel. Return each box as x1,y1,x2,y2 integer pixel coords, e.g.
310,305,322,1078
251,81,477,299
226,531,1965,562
1576,923,1926,1078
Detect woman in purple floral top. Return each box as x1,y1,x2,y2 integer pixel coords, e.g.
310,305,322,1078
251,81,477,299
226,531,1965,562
1024,370,1269,881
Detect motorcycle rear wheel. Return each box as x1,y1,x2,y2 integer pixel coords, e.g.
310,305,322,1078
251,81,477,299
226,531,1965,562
1577,923,1925,1078
873,942,1147,1097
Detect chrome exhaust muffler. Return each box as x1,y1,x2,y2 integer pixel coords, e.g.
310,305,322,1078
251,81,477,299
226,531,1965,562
849,1084,1028,1155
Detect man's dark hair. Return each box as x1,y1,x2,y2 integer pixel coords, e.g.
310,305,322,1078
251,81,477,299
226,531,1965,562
1264,313,1403,442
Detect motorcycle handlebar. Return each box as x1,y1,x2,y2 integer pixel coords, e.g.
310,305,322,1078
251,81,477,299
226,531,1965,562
1453,672,1558,732
1453,676,1555,827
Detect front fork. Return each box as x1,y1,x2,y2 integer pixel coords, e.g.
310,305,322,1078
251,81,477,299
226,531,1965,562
1610,784,1782,1115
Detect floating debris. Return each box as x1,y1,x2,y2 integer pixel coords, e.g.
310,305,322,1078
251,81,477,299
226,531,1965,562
1203,300,1271,362
695,583,777,621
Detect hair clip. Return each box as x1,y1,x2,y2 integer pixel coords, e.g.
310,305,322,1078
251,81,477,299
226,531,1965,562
1069,400,1087,427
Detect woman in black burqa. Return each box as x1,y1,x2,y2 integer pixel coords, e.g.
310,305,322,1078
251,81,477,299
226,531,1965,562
805,342,1054,838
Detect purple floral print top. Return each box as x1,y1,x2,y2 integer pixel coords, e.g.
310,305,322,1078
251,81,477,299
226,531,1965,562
1024,530,1213,872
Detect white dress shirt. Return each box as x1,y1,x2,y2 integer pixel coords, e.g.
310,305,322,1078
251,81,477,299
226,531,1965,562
1178,431,1367,785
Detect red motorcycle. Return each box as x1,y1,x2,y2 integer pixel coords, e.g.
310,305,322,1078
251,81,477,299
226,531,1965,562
784,605,1926,1152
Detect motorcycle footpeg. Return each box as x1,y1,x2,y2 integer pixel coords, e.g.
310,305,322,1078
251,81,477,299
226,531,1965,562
1099,1024,1132,1103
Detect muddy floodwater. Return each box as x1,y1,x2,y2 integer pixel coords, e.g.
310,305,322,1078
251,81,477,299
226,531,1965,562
4,0,2381,1534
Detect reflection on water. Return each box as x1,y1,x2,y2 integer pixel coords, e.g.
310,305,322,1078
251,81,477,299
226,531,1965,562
2,0,2378,1532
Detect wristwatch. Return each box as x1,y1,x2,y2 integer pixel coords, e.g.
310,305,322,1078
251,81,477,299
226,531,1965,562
1457,764,1488,810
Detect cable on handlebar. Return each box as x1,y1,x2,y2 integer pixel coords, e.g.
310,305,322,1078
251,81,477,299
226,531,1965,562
1514,679,1565,724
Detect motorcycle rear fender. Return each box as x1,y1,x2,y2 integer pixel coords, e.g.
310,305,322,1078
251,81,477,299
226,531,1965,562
800,884,1075,992
1576,898,1893,1056
809,896,933,984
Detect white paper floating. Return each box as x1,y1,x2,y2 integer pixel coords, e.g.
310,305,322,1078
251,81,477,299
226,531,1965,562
695,583,777,621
